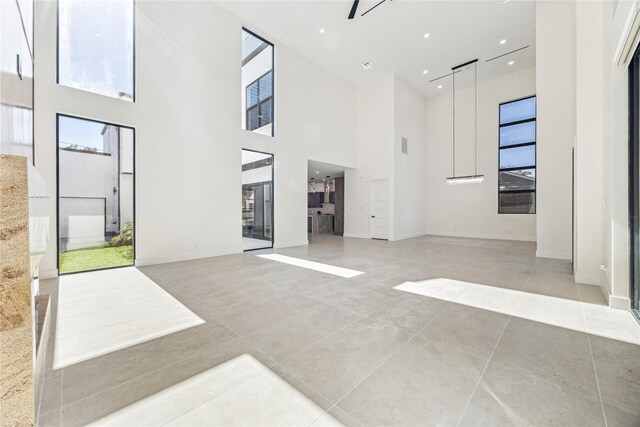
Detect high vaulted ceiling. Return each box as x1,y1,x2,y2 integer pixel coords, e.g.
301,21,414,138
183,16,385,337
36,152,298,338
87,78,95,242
215,0,536,98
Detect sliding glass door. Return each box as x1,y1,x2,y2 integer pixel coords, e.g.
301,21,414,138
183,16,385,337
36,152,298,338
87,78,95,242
57,115,135,274
629,48,640,319
242,149,274,251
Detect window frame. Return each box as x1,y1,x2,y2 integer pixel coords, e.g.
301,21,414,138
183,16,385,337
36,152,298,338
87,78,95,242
498,95,537,215
241,148,275,251
245,70,274,132
628,47,640,319
56,113,136,275
56,0,136,102
242,27,274,137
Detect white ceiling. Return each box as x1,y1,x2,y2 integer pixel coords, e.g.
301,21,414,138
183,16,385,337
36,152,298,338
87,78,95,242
215,0,536,98
308,159,346,183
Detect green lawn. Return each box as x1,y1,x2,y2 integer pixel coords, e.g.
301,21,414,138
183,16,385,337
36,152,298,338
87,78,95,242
59,244,134,274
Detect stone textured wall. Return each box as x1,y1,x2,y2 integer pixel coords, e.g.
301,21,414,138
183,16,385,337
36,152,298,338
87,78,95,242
0,155,35,427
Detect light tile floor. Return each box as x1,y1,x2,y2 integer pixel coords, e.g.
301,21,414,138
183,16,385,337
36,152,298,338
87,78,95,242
38,234,640,426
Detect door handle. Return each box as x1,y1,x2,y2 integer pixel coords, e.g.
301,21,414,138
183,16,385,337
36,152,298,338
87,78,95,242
371,215,375,218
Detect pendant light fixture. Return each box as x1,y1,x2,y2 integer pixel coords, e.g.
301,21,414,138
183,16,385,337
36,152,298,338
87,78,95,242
446,59,485,185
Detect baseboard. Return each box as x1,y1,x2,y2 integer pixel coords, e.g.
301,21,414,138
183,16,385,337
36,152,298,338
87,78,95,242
390,231,428,241
135,247,240,267
274,240,308,249
535,250,572,260
609,294,631,310
428,231,536,242
574,273,600,286
343,232,370,239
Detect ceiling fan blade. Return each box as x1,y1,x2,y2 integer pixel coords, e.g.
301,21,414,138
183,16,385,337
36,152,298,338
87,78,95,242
348,0,359,19
361,0,386,17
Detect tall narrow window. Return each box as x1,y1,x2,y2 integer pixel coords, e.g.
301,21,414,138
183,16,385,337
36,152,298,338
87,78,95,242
242,29,273,136
242,149,274,251
498,96,536,214
57,115,135,274
58,0,134,101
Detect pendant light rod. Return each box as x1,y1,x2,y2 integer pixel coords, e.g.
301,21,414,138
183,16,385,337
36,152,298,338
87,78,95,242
446,58,484,185
451,58,478,71
474,60,478,176
452,61,456,178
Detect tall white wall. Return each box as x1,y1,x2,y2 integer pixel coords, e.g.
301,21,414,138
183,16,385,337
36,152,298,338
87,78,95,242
602,0,634,308
535,0,575,260
344,75,394,239
574,0,606,285
426,68,537,241
393,76,429,240
35,0,357,277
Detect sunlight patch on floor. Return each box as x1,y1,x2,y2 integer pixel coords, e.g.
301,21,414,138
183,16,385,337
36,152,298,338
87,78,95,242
87,354,342,427
257,254,364,278
395,278,640,345
54,267,204,369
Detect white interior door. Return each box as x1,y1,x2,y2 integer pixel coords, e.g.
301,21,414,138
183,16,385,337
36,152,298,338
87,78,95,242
370,179,389,240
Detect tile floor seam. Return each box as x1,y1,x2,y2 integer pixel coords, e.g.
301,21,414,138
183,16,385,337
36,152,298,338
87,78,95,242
577,283,609,427
454,260,537,427
203,292,324,336
287,289,374,320
58,330,241,410
600,399,640,417
233,334,340,411
249,306,363,344
156,369,270,427
331,306,452,424
276,312,367,365
456,312,513,427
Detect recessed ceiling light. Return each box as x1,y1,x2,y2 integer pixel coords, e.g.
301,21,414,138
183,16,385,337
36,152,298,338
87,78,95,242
423,69,428,75
423,33,430,39
362,62,373,71
500,39,507,45
316,171,320,174
319,28,325,34
508,60,515,66
437,85,443,89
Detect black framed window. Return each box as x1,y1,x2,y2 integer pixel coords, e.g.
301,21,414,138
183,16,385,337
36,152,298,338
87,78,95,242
57,114,135,274
242,28,274,136
57,0,135,101
628,47,640,318
246,71,273,131
498,96,536,214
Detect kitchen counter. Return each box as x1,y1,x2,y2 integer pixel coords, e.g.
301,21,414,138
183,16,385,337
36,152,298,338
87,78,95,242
308,213,334,234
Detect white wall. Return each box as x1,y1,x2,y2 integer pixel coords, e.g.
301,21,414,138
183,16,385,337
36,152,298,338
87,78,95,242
602,0,634,308
35,0,357,276
535,0,575,260
426,68,537,241
344,75,395,239
393,76,429,241
575,0,606,285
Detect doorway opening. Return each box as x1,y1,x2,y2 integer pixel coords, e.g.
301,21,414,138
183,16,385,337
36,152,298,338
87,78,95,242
242,149,274,251
307,160,345,243
57,115,135,274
